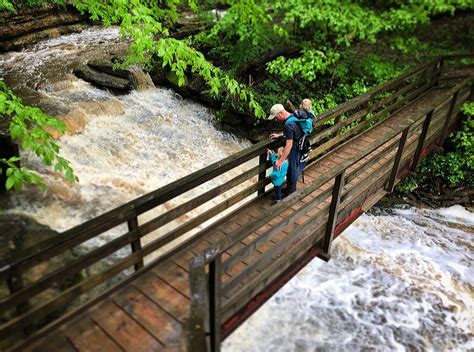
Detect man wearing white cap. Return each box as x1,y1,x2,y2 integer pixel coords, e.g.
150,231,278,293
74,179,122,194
268,103,304,196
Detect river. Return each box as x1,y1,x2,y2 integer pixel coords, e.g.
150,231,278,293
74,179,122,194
0,27,252,255
223,205,473,351
1,27,472,351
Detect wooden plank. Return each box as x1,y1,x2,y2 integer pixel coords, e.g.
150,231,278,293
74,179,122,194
153,262,190,299
257,153,267,196
133,272,189,323
222,222,326,320
64,316,122,352
113,286,182,346
345,138,399,185
90,300,162,351
25,332,77,352
187,255,209,352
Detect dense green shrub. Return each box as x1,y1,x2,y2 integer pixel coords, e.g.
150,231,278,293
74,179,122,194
398,101,473,192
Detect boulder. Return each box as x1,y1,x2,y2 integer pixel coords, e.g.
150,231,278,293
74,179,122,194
74,59,155,92
129,68,155,91
73,64,131,91
87,59,130,79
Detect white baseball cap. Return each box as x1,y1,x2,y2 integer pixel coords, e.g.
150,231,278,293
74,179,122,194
268,104,285,120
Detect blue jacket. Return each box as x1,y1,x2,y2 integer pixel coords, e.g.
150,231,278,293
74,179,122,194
268,153,288,187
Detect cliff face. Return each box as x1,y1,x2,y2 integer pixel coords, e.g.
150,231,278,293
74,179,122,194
0,5,89,52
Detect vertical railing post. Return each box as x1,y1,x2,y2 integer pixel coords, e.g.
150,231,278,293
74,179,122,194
431,58,444,87
187,255,209,352
411,109,434,171
128,217,144,271
386,127,410,193
257,152,267,196
438,90,459,145
7,268,30,316
319,170,345,261
208,256,222,352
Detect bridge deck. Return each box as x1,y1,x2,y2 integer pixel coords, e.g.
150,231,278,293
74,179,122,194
22,84,468,351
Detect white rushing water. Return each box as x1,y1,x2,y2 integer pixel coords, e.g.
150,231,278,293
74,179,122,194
0,27,253,253
223,205,474,351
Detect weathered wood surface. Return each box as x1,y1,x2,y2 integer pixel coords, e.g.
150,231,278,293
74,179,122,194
15,73,472,351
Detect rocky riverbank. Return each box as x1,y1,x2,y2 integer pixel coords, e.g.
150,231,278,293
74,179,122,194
0,4,89,52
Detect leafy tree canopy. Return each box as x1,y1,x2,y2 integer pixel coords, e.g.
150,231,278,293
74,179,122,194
0,0,472,191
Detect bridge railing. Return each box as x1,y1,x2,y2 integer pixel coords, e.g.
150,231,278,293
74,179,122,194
0,53,471,347
306,56,450,165
188,70,473,351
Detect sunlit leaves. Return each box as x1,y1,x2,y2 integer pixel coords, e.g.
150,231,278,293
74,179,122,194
267,49,340,82
0,81,78,191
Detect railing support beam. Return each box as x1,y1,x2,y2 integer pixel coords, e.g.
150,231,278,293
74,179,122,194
411,110,434,171
257,153,267,196
319,170,345,261
208,256,222,352
386,127,410,193
128,217,144,271
438,90,459,145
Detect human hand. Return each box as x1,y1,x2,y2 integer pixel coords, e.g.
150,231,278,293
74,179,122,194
275,159,283,169
269,133,281,139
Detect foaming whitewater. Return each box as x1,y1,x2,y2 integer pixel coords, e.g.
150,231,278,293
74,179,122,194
223,205,474,351
1,27,253,253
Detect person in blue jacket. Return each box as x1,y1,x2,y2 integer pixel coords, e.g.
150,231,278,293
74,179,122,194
267,147,288,203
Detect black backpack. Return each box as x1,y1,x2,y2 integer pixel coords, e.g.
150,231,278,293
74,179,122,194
284,116,313,164
298,133,312,163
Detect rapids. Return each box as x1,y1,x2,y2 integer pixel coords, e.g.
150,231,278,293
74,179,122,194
223,205,474,351
0,27,253,255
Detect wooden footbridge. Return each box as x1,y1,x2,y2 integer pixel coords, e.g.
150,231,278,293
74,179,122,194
1,54,473,351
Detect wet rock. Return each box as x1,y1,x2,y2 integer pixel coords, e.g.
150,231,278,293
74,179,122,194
129,68,155,91
87,58,130,79
0,5,88,52
74,59,155,92
73,64,131,91
1,23,90,52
